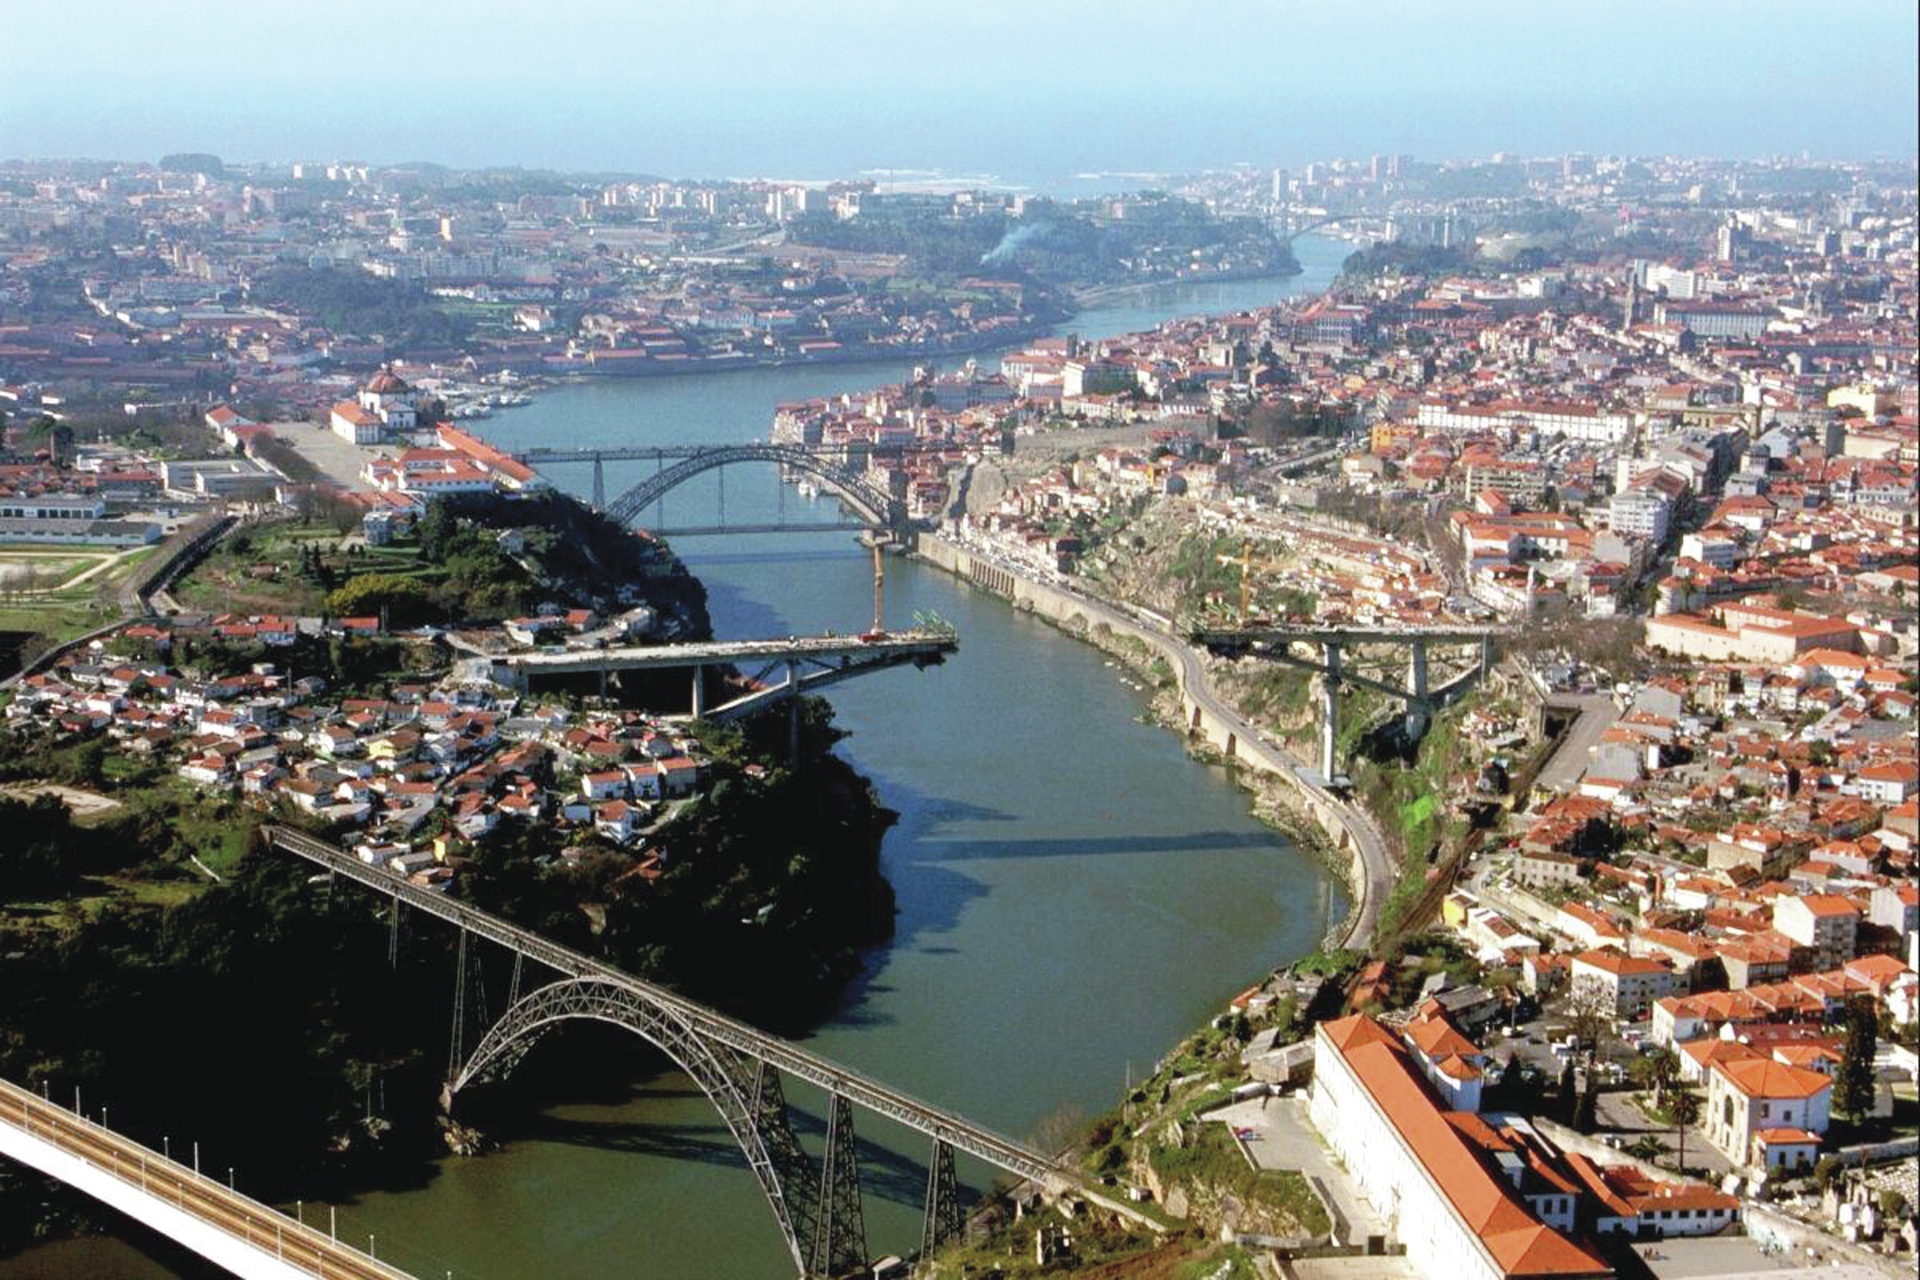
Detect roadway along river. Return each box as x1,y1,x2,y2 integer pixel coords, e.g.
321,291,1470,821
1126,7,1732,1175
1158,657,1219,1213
39,238,1353,1279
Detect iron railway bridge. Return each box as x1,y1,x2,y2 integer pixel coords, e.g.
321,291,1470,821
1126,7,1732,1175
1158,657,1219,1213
264,827,1134,1278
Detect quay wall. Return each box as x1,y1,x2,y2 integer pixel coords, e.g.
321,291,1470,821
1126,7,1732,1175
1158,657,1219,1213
912,532,1367,936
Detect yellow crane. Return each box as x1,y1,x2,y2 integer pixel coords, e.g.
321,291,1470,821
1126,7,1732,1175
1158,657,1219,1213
1214,537,1293,625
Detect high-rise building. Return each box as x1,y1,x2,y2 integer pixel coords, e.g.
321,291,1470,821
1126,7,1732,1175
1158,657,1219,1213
1715,219,1748,264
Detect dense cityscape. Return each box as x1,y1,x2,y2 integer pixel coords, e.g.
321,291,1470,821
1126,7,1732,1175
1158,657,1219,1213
1,6,1917,1280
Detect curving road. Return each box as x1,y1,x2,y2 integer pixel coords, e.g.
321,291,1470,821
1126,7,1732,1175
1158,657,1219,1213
929,534,1394,950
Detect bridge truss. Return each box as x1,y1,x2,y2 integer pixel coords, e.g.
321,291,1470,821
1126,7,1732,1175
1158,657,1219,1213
267,827,1047,1277
521,443,919,538
1191,626,1501,785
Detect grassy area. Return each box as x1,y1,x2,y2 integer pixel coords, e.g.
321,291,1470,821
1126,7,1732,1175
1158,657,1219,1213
148,779,259,877
1147,1126,1331,1237
0,601,118,649
0,545,161,653
171,521,449,617
2,870,210,936
1174,1246,1263,1280
433,300,519,321
1353,696,1482,938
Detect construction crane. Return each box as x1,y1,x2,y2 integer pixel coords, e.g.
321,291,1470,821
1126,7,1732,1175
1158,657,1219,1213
863,541,888,641
1216,537,1294,625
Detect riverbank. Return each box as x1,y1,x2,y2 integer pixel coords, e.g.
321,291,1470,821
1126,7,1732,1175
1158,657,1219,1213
908,530,1383,954
30,240,1357,1280
0,496,907,1266
447,258,1311,422
1067,260,1303,308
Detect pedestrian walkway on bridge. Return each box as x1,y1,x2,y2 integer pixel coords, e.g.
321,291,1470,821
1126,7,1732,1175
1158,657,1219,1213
0,1075,414,1280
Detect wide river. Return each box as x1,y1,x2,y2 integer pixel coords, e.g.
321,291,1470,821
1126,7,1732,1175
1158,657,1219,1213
28,237,1353,1280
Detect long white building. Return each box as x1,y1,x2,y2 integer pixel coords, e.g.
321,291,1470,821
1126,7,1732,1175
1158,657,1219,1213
1417,399,1634,445
1309,1015,1613,1280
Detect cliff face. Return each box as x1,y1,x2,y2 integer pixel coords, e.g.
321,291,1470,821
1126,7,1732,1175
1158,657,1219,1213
436,489,714,640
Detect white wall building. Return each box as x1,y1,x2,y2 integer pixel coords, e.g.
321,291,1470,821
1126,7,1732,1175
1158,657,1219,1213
1308,1016,1611,1280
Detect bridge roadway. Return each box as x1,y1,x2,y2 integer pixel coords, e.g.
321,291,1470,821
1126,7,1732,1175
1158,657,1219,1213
648,521,868,538
515,441,957,466
0,1075,412,1280
1192,625,1507,648
483,629,956,679
264,827,1064,1188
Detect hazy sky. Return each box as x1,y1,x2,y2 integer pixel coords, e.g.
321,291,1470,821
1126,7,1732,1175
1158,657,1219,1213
3,1,1914,179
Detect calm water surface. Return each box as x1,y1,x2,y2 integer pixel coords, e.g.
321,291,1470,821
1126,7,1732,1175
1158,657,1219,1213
21,240,1352,1280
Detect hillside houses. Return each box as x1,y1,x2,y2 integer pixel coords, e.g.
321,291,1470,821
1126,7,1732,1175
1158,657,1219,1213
4,617,716,892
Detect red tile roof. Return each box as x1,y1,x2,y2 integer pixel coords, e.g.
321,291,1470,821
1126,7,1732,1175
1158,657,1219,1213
1715,1055,1832,1101
1320,1016,1610,1277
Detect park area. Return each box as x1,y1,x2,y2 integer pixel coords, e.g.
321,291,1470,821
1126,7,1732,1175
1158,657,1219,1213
0,542,161,654
169,510,542,627
169,521,445,619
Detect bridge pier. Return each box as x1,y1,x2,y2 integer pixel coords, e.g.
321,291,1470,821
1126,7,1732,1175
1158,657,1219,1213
921,1137,962,1260
1319,642,1342,785
1405,639,1431,741
690,664,705,719
591,456,605,511
810,1093,866,1278
787,663,801,766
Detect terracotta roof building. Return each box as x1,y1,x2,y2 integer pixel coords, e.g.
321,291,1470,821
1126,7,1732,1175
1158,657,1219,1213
1310,1015,1613,1280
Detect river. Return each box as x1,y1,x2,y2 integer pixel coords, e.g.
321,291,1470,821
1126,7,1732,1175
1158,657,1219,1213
21,237,1354,1279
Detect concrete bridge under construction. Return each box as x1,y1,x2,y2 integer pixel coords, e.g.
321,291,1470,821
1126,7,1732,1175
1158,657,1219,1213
263,827,1149,1278
1190,626,1506,785
467,629,957,726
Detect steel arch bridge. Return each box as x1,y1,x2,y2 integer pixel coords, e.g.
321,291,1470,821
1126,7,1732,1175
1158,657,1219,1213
265,828,1108,1278
453,976,845,1275
603,444,906,535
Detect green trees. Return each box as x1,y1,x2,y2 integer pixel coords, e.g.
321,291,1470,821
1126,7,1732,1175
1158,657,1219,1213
1574,1077,1599,1132
324,573,433,626
1669,1087,1701,1171
1836,996,1879,1124
248,267,472,352
1630,1044,1680,1108
0,793,82,898
0,852,453,1239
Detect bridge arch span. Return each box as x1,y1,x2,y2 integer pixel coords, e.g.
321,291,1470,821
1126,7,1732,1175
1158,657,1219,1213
603,444,902,532
452,976,819,1273
1280,212,1376,241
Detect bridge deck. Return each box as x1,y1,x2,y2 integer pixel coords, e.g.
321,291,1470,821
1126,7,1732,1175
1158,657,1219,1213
266,828,1060,1186
1192,625,1505,647
517,441,957,465
0,1076,411,1280
489,629,956,676
647,521,867,537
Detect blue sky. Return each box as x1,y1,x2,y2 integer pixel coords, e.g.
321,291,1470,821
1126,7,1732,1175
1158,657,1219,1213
3,1,1914,177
